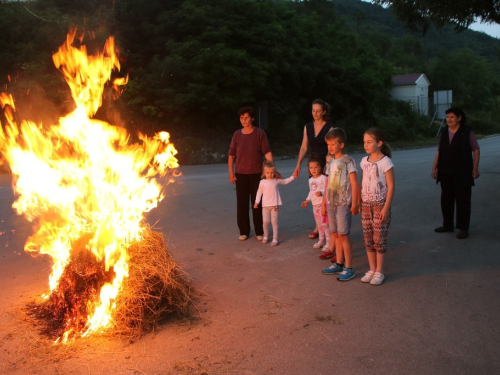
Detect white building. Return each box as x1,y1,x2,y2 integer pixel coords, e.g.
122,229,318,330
390,73,430,116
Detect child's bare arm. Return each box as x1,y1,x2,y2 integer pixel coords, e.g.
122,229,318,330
357,170,362,207
321,181,328,216
349,171,359,215
380,168,395,221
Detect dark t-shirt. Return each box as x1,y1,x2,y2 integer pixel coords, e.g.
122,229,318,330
228,127,271,174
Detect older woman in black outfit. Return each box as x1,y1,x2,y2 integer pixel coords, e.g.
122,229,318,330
293,99,334,239
431,107,480,239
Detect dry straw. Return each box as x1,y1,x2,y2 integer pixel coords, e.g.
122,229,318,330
27,229,193,341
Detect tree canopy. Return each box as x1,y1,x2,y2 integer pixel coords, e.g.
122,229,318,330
0,0,499,158
113,0,391,136
373,0,500,32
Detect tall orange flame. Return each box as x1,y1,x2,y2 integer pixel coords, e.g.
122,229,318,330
0,31,178,341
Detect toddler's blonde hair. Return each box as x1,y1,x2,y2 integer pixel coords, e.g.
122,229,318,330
261,160,276,178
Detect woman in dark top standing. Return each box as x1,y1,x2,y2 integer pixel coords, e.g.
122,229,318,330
293,99,334,239
431,107,480,239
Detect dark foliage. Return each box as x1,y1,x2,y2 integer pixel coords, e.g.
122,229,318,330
373,0,500,33
1,0,499,158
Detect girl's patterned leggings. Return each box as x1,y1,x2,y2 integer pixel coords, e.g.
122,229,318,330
361,202,391,253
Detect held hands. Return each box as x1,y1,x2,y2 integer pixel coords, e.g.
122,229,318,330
351,204,359,216
293,166,300,179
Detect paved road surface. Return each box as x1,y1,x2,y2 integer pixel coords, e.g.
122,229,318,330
1,137,499,374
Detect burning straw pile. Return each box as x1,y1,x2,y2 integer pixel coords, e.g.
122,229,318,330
28,229,193,340
2,31,192,342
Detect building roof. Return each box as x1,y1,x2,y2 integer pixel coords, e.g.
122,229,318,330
392,73,430,86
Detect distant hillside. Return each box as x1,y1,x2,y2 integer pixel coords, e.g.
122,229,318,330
334,0,500,62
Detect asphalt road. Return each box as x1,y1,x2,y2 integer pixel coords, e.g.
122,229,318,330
1,136,499,374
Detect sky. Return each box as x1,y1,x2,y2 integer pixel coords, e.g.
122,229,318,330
360,0,500,39
469,22,500,39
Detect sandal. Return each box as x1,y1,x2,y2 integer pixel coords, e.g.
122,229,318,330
313,241,325,249
308,231,319,239
319,251,334,260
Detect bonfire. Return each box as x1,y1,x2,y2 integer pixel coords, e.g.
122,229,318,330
0,30,192,342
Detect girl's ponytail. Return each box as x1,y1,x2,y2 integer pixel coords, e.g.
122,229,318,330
381,143,392,158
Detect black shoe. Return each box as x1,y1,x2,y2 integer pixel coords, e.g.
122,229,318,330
456,230,469,239
435,226,454,233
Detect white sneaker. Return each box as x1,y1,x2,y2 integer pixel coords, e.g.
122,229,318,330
321,244,330,252
271,239,279,247
262,237,268,244
313,241,325,249
360,270,375,283
370,272,385,285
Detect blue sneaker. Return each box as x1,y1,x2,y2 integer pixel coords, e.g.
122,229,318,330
322,263,343,275
337,267,355,281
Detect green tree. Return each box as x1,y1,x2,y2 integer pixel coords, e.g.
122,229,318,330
115,0,287,132
427,48,498,111
387,35,426,74
115,0,391,138
373,0,500,32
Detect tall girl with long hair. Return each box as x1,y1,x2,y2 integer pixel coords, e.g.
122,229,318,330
358,128,395,286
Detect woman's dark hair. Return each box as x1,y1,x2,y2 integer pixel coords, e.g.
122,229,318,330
364,127,392,158
237,106,255,118
445,107,466,126
312,99,330,121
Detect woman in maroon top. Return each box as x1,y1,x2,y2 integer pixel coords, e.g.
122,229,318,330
228,107,275,241
293,99,334,239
